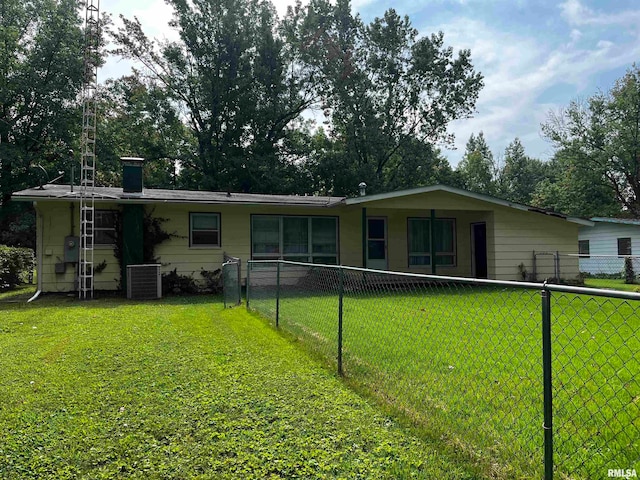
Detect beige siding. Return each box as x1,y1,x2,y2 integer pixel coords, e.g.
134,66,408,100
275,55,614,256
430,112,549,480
37,201,120,292
493,205,579,281
33,189,582,292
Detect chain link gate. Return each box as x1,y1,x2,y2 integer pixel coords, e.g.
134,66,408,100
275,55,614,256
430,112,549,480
222,254,241,308
246,259,640,480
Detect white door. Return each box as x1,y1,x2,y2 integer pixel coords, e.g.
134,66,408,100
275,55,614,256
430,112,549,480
367,217,388,270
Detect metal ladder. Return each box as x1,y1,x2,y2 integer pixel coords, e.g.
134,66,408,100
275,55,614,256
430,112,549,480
78,0,100,299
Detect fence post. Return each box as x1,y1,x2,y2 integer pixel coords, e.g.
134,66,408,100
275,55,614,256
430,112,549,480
338,266,344,376
236,260,242,305
276,261,281,328
541,287,553,480
533,250,537,282
555,251,560,281
246,261,251,309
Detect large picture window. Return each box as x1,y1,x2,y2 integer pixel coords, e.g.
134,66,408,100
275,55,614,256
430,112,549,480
190,213,221,247
94,210,117,246
252,215,338,264
407,218,456,267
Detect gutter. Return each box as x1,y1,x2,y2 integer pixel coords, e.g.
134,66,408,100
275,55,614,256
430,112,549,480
27,202,43,302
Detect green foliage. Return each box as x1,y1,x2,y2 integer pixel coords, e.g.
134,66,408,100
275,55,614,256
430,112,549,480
113,0,314,194
497,138,549,205
457,132,497,195
0,245,34,290
289,2,483,194
200,268,222,293
542,65,640,216
96,74,192,189
0,298,468,478
531,148,620,217
161,268,199,295
624,257,635,284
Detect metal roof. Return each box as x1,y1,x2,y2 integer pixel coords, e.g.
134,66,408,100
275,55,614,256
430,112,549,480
11,184,345,207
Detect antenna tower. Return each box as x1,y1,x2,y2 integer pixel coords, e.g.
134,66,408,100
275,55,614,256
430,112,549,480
79,0,100,299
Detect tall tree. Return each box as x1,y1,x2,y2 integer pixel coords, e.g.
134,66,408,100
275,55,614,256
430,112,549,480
457,132,496,195
496,138,548,204
96,74,194,189
531,149,620,218
542,65,640,216
0,0,87,246
287,0,483,194
113,0,315,194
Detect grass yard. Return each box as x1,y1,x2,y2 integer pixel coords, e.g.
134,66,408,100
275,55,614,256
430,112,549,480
584,277,640,292
0,295,477,480
249,283,640,479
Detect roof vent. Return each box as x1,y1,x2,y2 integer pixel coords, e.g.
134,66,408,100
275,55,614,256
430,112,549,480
358,182,367,197
121,157,144,193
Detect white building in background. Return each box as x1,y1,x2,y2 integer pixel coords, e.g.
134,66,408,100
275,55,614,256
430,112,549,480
578,218,640,275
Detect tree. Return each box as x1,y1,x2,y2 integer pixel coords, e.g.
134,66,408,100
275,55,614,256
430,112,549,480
0,0,87,246
496,138,548,204
113,0,315,194
531,148,620,218
96,74,194,189
542,65,640,216
457,132,496,195
287,0,483,194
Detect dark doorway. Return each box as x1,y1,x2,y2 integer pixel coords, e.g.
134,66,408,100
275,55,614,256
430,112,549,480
472,222,488,279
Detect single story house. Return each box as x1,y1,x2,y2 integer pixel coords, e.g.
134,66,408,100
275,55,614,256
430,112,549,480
578,217,640,275
12,161,590,293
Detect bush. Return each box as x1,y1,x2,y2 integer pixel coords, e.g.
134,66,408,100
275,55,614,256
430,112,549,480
624,257,635,284
0,246,35,290
161,268,199,295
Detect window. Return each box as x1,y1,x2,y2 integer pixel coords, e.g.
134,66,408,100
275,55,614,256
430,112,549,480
618,237,632,256
94,210,117,246
190,213,221,247
252,215,338,264
578,240,590,257
407,218,456,267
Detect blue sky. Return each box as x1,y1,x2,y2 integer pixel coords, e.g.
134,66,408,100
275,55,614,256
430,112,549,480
103,0,640,167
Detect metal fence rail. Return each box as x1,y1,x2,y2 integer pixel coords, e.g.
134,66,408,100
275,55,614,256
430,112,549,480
246,260,640,480
222,254,241,307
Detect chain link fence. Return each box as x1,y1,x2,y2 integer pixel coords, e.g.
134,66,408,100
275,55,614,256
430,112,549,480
246,260,640,480
558,254,640,286
222,254,241,308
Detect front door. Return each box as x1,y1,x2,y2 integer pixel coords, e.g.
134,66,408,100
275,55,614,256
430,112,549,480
367,217,387,270
472,222,488,279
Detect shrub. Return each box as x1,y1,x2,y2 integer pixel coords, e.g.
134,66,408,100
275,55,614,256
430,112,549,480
200,268,222,293
624,257,635,284
0,246,35,290
161,268,199,295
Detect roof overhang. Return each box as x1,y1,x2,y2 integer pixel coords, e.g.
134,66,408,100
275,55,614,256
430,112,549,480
345,184,594,226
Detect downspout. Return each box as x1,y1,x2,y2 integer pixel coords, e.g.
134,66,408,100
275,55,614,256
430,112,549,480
431,209,437,275
27,202,43,302
361,207,367,268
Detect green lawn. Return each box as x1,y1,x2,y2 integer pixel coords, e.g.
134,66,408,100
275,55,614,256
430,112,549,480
250,281,640,479
0,295,476,479
584,277,640,292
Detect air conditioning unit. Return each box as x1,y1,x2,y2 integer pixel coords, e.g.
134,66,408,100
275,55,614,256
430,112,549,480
127,264,162,300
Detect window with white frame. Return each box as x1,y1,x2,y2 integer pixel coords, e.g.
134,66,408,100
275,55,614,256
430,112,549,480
252,215,338,264
407,218,456,267
94,210,117,246
190,212,221,247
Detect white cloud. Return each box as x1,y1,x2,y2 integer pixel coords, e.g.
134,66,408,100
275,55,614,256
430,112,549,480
421,15,640,166
559,0,640,27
